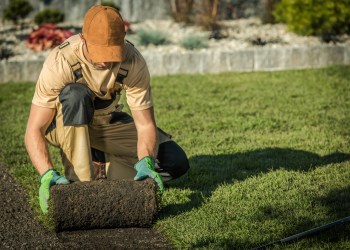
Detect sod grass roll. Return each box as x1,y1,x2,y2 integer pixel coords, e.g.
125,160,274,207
51,179,159,231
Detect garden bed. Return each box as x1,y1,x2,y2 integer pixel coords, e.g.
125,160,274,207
1,18,349,62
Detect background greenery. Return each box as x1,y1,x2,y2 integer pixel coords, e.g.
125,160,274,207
274,0,350,38
0,66,349,249
34,9,64,26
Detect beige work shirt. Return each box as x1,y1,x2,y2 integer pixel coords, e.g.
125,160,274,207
32,34,152,111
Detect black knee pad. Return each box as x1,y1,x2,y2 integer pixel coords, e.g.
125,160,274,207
157,141,190,179
59,83,94,126
91,148,106,162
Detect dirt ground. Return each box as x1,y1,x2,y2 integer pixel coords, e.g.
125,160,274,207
0,163,173,249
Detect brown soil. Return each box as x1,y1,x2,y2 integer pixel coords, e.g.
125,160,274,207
0,163,173,249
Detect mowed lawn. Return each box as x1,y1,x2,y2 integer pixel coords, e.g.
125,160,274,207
0,66,349,249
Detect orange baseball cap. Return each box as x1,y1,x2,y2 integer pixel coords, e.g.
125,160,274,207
82,5,125,63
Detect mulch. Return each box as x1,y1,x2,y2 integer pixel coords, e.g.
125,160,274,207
0,163,173,249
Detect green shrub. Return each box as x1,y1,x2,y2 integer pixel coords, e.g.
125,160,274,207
3,0,33,24
101,1,120,11
34,9,64,25
136,29,169,46
273,0,350,37
180,35,208,50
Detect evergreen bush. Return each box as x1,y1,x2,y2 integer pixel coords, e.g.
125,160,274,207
274,0,350,37
34,9,64,25
101,1,120,11
3,0,33,25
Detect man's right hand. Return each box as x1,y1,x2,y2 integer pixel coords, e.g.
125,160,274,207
134,156,164,193
39,169,70,214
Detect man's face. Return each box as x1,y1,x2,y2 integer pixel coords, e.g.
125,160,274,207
81,35,116,70
92,62,113,70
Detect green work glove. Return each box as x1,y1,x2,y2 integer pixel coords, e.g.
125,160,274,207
39,169,70,214
134,156,164,193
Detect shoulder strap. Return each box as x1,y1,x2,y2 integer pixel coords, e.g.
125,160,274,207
116,67,129,84
59,40,133,86
58,41,83,82
115,40,134,85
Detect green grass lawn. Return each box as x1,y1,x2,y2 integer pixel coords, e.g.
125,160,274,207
0,66,349,249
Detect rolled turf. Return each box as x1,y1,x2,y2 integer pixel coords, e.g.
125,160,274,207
50,179,159,232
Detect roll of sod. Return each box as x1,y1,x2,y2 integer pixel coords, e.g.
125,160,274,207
50,179,159,232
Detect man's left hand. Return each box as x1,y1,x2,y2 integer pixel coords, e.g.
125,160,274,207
39,169,70,214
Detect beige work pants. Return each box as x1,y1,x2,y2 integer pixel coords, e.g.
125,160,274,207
45,92,169,182
46,118,170,181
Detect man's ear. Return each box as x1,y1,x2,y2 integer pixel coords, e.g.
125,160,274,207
79,33,86,44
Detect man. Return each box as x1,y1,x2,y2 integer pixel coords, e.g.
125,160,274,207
25,5,190,214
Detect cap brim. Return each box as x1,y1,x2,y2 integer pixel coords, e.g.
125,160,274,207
87,43,124,63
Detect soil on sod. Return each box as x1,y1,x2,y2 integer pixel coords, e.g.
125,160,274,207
0,163,173,249
51,179,159,231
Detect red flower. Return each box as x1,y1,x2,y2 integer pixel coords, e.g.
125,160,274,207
26,24,74,51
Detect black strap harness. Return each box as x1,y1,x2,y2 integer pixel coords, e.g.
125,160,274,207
58,40,130,85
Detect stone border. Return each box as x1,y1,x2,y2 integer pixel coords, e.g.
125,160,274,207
0,45,349,83
143,45,350,75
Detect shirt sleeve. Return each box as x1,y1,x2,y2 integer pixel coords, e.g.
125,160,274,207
123,49,153,111
32,49,74,108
